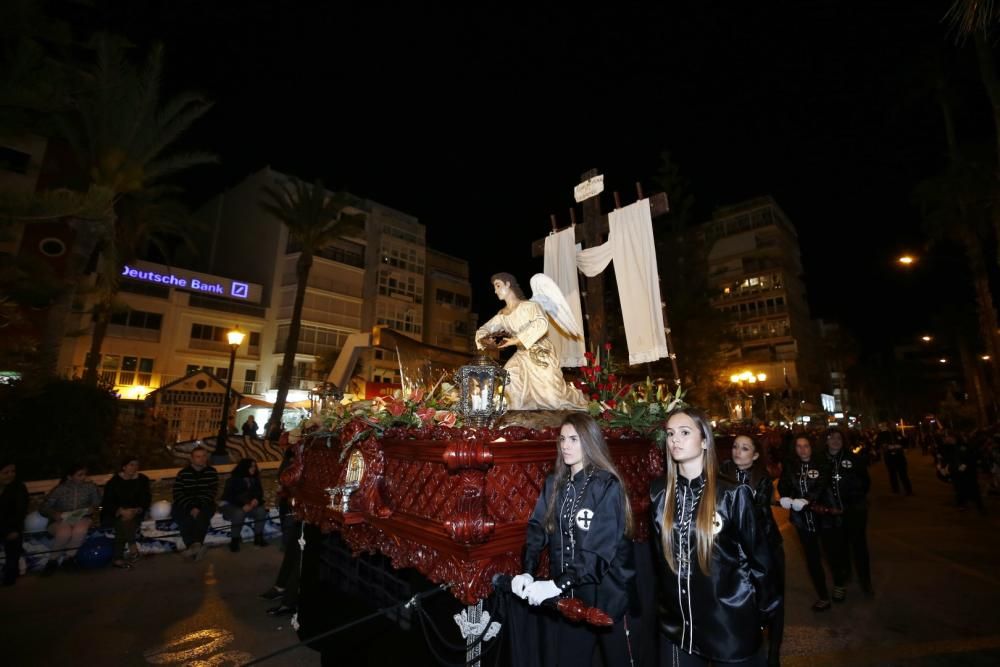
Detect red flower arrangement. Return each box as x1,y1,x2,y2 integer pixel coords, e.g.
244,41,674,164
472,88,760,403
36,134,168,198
574,342,631,409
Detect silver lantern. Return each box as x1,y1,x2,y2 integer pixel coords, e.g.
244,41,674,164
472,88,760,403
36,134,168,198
456,354,510,427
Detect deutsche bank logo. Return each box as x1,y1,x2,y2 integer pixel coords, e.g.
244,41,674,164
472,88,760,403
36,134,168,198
230,281,249,299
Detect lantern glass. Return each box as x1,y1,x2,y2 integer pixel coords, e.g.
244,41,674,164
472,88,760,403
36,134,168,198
456,354,510,427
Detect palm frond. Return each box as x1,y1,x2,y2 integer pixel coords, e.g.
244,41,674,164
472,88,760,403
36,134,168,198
944,0,1000,42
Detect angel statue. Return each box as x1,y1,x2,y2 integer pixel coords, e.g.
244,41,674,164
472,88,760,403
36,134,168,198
475,272,589,411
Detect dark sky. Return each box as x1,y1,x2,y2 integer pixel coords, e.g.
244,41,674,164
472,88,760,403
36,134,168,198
85,0,996,357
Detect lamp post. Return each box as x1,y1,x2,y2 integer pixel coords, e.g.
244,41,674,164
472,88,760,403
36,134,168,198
213,327,245,464
728,370,767,422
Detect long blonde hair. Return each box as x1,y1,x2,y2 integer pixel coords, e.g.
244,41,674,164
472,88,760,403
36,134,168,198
661,408,718,575
543,412,635,537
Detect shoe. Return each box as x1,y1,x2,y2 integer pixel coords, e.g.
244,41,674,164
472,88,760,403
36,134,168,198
230,538,240,553
254,535,267,547
812,599,832,612
194,544,208,562
42,560,59,576
186,542,202,559
832,586,846,602
266,604,296,617
259,586,285,600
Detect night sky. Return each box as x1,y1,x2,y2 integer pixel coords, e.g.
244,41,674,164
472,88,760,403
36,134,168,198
82,1,996,358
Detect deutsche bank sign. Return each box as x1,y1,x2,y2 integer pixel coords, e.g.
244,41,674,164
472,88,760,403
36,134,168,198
121,261,262,304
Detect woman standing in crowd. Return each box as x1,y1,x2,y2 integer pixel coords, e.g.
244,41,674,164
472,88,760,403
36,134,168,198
512,412,637,667
100,455,152,569
220,458,269,551
721,434,785,667
778,434,839,610
0,460,29,586
40,462,101,573
823,427,873,597
651,409,778,666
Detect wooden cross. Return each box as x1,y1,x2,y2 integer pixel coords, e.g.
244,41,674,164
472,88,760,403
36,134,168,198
530,168,680,383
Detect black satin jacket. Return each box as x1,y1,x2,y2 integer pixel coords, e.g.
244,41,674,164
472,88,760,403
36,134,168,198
650,474,778,662
822,448,870,511
523,467,636,620
777,457,833,532
719,460,783,552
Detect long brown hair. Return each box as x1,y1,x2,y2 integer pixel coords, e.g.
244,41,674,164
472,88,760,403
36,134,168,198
661,407,718,575
543,412,634,537
490,272,526,300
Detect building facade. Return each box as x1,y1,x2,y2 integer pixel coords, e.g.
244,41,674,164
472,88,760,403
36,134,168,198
700,197,825,416
54,167,475,411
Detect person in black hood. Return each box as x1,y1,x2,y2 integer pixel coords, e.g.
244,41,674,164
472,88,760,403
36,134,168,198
651,409,778,666
513,412,638,667
823,427,873,597
220,458,268,551
100,455,152,569
0,460,29,586
721,434,784,667
778,434,838,611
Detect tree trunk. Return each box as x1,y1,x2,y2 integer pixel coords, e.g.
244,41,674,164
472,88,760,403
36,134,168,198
268,250,313,437
82,300,111,385
36,218,102,382
973,32,1000,265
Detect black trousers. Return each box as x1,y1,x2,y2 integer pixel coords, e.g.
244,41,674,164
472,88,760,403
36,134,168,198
658,635,766,667
112,517,140,559
794,527,829,600
885,454,912,494
842,507,872,589
819,525,849,588
174,507,212,546
765,548,785,666
544,613,634,667
954,472,985,511
275,519,302,607
3,534,22,584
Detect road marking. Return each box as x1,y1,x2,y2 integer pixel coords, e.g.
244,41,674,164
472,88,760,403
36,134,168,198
783,634,1000,666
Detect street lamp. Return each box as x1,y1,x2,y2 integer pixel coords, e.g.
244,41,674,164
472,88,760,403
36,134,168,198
728,370,768,421
897,254,916,266
213,327,245,463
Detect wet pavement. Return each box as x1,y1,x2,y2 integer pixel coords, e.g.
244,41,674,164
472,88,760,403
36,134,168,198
3,450,999,666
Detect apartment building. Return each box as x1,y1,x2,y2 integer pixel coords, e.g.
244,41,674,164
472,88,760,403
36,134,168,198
701,196,824,405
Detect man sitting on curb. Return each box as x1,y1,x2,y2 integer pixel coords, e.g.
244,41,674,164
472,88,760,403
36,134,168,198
172,447,219,561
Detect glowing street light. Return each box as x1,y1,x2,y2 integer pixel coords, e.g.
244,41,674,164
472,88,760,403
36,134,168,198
982,355,991,361
920,335,932,342
897,255,916,266
938,358,948,364
214,326,246,463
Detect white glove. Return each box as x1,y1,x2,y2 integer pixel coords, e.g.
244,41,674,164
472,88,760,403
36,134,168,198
511,573,533,599
791,498,809,512
779,497,793,509
526,579,562,606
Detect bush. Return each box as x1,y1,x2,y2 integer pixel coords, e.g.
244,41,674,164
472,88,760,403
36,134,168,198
0,378,118,479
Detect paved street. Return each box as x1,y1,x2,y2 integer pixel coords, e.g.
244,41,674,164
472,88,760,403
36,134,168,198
3,450,999,666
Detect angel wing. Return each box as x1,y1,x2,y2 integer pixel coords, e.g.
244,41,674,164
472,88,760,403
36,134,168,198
529,273,583,339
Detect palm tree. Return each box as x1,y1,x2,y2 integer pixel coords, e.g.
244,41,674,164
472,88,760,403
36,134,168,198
53,33,215,383
914,69,1000,416
82,191,198,385
259,176,365,436
944,2,1000,261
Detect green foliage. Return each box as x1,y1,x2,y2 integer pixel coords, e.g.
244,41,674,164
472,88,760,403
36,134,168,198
0,378,119,478
587,379,688,448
